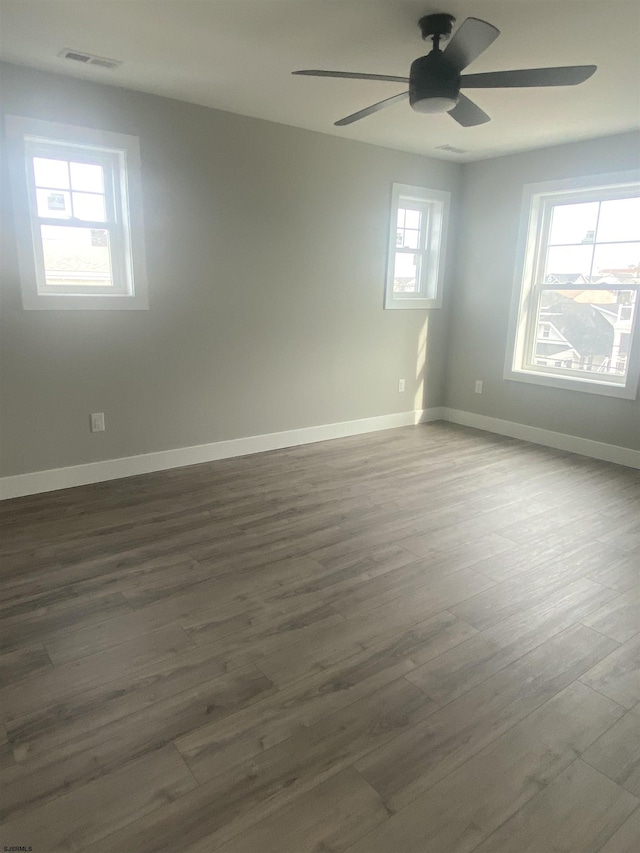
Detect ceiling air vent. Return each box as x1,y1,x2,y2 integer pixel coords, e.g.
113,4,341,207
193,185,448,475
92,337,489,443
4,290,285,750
436,144,467,154
59,48,122,70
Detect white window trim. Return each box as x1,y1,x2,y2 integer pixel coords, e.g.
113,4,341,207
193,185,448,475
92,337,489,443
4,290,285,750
504,171,640,400
5,115,149,310
384,183,450,310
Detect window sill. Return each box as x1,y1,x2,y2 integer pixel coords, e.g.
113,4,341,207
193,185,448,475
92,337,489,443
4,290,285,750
22,292,149,311
384,297,441,310
505,366,638,400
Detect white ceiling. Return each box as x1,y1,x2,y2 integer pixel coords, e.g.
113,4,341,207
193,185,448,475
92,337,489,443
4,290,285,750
1,1,639,162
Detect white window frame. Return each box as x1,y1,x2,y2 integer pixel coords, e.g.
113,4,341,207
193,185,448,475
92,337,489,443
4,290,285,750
5,116,148,310
385,183,450,310
505,171,640,400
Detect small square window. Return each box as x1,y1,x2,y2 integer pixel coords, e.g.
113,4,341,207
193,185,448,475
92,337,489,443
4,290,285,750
6,116,148,310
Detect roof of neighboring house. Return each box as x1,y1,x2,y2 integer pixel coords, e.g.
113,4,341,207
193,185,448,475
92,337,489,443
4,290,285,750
545,273,589,285
539,293,615,357
535,342,578,359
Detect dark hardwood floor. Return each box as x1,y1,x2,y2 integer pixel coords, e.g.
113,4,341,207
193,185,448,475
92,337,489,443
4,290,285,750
0,422,639,852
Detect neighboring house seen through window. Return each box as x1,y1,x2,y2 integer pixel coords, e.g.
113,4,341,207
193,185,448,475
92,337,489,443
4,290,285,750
506,172,640,398
6,116,148,310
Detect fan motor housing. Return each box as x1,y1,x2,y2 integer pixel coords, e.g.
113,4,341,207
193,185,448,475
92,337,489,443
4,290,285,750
409,53,460,113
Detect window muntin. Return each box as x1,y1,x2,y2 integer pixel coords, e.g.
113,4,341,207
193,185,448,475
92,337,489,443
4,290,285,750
385,183,450,310
5,116,148,311
507,175,640,398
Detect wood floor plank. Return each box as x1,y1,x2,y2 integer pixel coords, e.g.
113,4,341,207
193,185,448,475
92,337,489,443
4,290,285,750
398,530,514,564
0,591,133,654
582,711,640,797
83,677,437,853
247,544,422,621
0,644,52,687
580,633,640,709
462,538,611,584
449,550,616,631
585,548,640,593
0,665,274,820
305,541,420,578
328,563,496,620
581,588,640,644
174,610,473,779
597,806,640,853
0,724,13,771
29,554,331,673
471,759,638,853
43,603,200,666
344,682,624,853
404,578,617,704
0,745,198,853
0,624,193,726
2,637,263,767
357,623,620,811
0,552,209,613
257,570,491,688
497,504,628,550
597,520,640,553
199,766,388,853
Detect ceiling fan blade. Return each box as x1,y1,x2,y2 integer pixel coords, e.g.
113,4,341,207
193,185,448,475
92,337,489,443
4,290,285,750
334,91,409,126
293,70,409,83
461,65,597,88
444,17,500,71
448,94,491,127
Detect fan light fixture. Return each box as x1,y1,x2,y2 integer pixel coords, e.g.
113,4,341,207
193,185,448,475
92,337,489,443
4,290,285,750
292,12,597,128
412,95,459,113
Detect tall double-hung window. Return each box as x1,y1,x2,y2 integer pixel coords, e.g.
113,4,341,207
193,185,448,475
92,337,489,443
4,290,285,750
506,172,640,398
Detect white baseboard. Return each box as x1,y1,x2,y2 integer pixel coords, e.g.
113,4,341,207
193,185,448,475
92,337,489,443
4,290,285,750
0,408,444,500
442,408,640,470
2,404,636,500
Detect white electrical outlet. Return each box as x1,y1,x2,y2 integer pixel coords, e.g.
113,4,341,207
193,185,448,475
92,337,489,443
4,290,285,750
398,378,406,392
90,412,105,432
474,380,483,394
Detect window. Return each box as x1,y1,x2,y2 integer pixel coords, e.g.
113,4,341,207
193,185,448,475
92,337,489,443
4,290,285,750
385,183,450,310
6,116,148,310
506,172,640,399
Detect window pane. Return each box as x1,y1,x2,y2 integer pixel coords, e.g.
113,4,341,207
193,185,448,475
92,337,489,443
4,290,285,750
393,253,420,293
397,209,405,227
596,197,640,243
592,243,640,281
404,209,421,229
532,288,637,378
548,202,599,245
36,189,72,219
72,191,106,222
70,161,105,193
544,244,594,282
402,229,420,249
32,157,69,189
40,225,113,288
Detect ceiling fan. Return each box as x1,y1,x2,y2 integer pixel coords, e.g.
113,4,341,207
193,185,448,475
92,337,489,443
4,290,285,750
292,13,596,127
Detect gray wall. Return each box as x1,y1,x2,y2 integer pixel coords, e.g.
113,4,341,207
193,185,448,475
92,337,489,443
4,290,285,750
446,132,640,450
0,63,460,476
